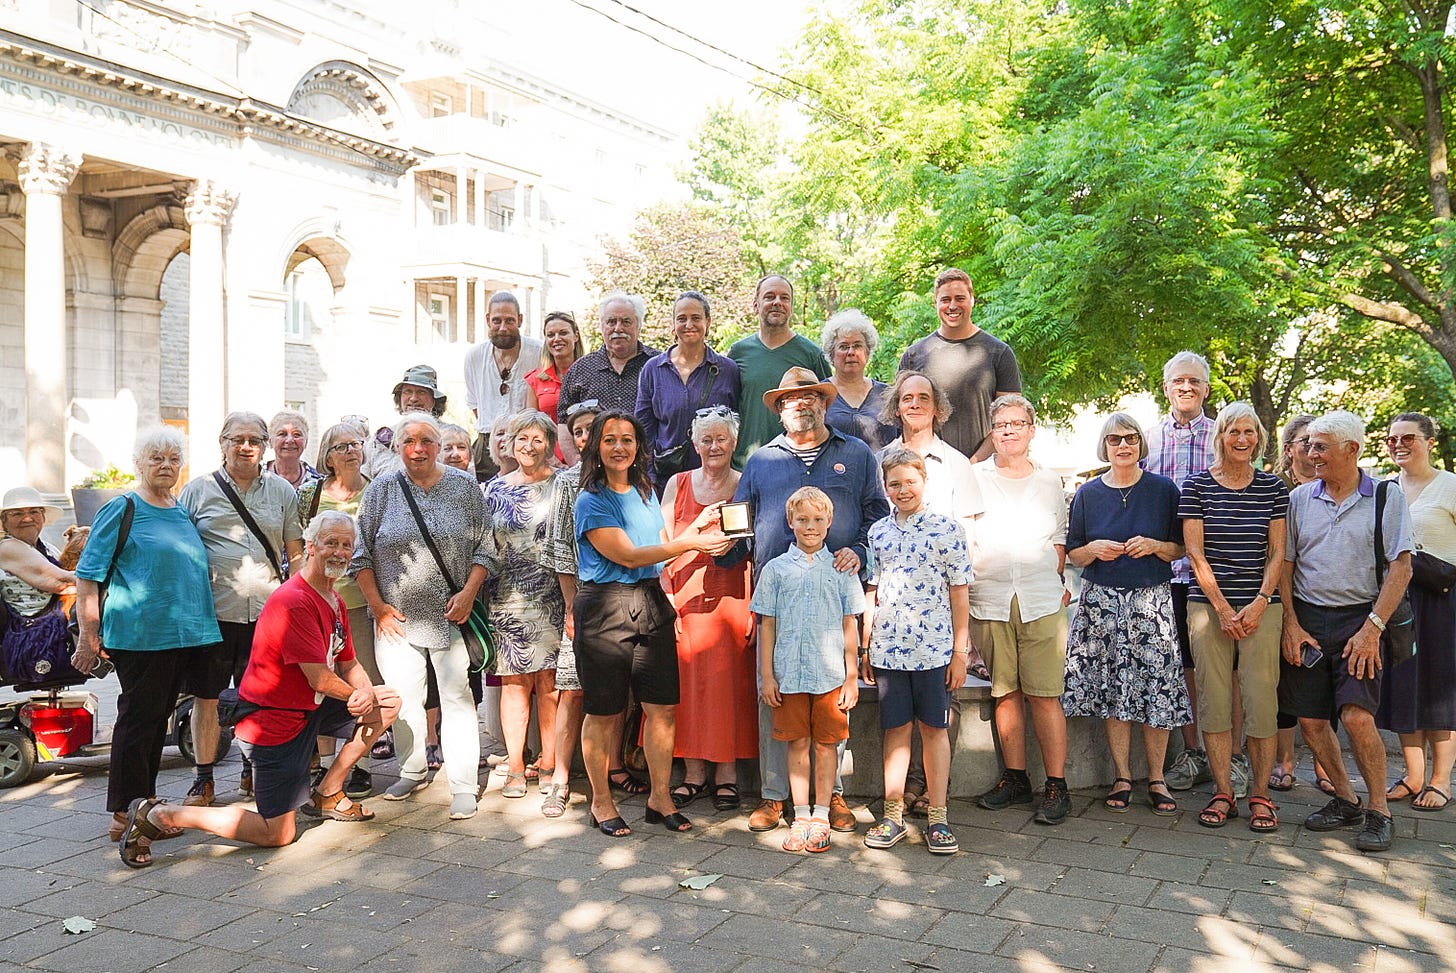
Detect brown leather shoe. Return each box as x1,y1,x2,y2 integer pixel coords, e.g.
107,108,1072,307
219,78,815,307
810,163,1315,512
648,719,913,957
748,798,785,831
828,793,857,832
182,779,214,807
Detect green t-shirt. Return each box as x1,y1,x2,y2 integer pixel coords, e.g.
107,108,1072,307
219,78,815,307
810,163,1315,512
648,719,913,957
727,332,831,467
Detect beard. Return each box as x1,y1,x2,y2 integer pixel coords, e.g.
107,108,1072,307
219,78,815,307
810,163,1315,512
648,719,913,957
490,331,520,349
322,561,349,580
782,411,817,434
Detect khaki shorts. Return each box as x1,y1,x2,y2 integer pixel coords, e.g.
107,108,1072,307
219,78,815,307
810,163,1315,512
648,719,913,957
1187,599,1282,738
972,597,1067,699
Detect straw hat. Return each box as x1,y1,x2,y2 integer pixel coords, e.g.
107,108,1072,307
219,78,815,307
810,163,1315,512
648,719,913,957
761,366,839,411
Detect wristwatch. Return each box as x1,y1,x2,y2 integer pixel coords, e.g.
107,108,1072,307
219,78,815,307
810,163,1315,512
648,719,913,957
1367,612,1387,632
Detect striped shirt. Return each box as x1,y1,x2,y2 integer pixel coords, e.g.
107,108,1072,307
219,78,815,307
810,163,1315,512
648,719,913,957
1143,411,1215,584
1178,469,1289,608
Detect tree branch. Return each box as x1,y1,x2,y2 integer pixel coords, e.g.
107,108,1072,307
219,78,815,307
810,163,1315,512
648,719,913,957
1340,292,1435,338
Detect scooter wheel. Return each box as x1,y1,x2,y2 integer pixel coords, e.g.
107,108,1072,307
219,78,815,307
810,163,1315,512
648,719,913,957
0,728,37,788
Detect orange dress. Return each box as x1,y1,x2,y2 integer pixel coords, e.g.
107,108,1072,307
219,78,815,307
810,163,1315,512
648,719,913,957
662,472,757,762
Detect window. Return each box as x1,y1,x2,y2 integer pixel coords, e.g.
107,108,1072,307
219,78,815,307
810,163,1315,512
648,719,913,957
285,271,305,339
428,292,451,343
431,190,452,226
430,91,452,117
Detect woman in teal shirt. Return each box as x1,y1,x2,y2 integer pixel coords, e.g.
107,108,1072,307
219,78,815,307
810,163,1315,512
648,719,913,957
573,411,731,837
74,427,220,863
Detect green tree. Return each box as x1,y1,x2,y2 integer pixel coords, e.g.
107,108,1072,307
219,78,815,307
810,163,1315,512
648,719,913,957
679,103,782,276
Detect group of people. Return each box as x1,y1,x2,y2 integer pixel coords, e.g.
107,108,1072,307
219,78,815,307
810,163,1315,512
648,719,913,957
1,268,1448,866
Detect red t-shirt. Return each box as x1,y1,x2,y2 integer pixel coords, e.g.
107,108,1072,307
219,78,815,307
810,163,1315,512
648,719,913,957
236,575,355,747
525,366,566,461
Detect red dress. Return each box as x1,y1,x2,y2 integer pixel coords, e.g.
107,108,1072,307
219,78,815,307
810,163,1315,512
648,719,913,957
662,471,757,763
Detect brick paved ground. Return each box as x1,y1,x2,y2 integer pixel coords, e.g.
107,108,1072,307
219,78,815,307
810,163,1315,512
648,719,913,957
2,688,1455,973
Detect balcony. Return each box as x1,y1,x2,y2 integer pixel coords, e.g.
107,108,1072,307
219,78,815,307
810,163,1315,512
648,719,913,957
406,222,540,279
415,113,543,177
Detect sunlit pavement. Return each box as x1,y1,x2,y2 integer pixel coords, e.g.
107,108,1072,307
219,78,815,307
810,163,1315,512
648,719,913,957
2,678,1455,973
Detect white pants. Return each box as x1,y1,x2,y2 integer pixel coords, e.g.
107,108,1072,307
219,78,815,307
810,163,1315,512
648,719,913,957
376,626,480,795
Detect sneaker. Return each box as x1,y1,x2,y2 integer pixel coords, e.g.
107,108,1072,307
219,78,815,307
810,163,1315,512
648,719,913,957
1033,779,1072,826
748,799,785,832
1165,747,1211,791
828,793,857,832
370,730,394,760
805,817,832,853
239,766,253,798
1305,795,1364,831
782,817,811,852
448,792,478,820
1229,753,1251,800
977,769,1034,810
382,777,426,801
1355,810,1393,852
183,779,214,807
345,767,372,800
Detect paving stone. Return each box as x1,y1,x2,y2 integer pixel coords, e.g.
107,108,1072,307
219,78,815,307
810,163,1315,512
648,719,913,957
27,926,194,973
597,894,733,944
1153,945,1286,972
1029,834,1145,872
1250,925,1381,970
288,887,438,931
871,872,1009,916
994,922,1161,971
104,891,253,939
397,861,529,901
919,911,1021,954
24,877,159,919
1051,864,1160,902
934,852,1069,891
191,911,305,952
1146,879,1233,916
250,915,404,971
1104,903,1256,959
585,936,745,973
828,931,937,972
674,874,813,917
793,888,941,940
990,887,1115,933
357,939,516,973
696,912,859,963
1371,945,1456,972
692,844,800,882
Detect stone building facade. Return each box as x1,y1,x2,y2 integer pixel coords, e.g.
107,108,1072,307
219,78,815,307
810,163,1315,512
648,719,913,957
0,0,673,495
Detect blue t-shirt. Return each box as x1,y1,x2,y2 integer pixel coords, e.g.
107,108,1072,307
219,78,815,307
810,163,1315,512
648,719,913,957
1067,473,1182,589
74,493,222,651
574,485,666,584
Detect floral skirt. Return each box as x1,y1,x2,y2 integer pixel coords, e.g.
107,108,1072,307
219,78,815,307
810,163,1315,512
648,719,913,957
1062,581,1193,730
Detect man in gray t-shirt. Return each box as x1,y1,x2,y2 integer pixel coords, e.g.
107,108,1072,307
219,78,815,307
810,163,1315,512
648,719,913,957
1281,411,1412,854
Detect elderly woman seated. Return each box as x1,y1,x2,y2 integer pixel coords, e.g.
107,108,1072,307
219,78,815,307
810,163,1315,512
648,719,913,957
0,487,79,685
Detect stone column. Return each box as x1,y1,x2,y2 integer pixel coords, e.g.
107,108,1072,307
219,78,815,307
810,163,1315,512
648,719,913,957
17,143,80,496
512,181,524,234
184,181,236,451
475,173,486,229
456,166,468,226
474,277,487,344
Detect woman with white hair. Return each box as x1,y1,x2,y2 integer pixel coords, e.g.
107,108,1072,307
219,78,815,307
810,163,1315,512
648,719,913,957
1180,402,1290,832
265,410,320,490
72,428,221,861
823,309,897,450
1063,412,1191,816
659,406,756,811
352,412,491,820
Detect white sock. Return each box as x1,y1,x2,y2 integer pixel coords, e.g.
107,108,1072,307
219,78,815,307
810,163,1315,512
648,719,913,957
811,804,828,821
793,804,811,822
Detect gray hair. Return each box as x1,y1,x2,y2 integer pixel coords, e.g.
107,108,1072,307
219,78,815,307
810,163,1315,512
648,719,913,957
507,410,558,450
302,509,355,546
487,291,521,315
691,406,740,442
315,422,363,477
821,308,879,360
132,425,186,469
1095,412,1149,463
1308,410,1366,447
1162,350,1211,384
990,393,1037,425
268,409,309,441
220,411,268,443
1210,401,1268,466
391,412,442,450
598,291,646,323
439,422,472,447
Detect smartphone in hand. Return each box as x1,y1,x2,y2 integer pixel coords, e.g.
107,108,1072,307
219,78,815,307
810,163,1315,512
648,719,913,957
1301,642,1324,668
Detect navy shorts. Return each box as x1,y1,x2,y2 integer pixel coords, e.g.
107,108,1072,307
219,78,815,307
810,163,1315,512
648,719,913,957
187,620,253,699
1171,583,1194,669
237,697,358,819
1277,599,1381,723
875,665,952,730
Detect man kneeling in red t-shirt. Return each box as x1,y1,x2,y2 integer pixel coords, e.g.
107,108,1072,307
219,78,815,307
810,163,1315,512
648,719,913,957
117,511,401,864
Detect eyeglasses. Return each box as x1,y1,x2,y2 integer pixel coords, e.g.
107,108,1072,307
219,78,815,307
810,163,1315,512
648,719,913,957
328,440,365,453
1104,433,1142,447
1385,433,1424,448
225,436,266,448
777,390,822,407
992,419,1032,432
566,399,600,418
1291,436,1312,449
1166,377,1207,389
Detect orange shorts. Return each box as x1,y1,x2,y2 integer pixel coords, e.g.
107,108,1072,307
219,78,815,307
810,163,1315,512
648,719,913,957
772,690,850,745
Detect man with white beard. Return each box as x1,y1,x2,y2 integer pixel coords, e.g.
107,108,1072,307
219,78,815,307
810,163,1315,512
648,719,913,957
556,292,659,440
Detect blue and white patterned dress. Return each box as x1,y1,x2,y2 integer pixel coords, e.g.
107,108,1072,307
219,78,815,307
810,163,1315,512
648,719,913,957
482,472,577,676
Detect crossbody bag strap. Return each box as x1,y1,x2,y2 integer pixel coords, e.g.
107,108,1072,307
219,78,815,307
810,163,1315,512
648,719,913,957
1374,479,1388,588
212,470,284,582
100,495,136,596
395,472,462,595
691,362,720,413
307,480,323,522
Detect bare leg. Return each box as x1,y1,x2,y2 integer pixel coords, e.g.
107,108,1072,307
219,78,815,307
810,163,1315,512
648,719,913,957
1342,706,1389,816
640,702,679,816
1204,729,1233,795
1142,724,1171,782
1181,672,1200,751
787,738,811,808
1300,717,1357,804
1397,731,1426,796
992,691,1027,769
1105,718,1132,781
191,698,220,767
1273,726,1296,781
681,758,709,788
882,724,913,803
551,690,583,789
713,760,737,786
532,670,559,772
317,698,400,811
582,712,622,823
921,724,951,807
607,712,627,774
1028,695,1068,778
151,803,296,848
500,677,533,775
425,707,440,748
1231,672,1245,756
1419,731,1456,808
811,741,837,809
1246,734,1276,802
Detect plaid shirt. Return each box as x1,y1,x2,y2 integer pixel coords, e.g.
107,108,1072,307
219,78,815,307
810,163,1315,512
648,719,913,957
1142,411,1214,584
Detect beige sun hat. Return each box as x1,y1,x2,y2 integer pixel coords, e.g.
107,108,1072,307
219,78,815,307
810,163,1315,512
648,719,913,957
761,366,839,411
0,486,62,523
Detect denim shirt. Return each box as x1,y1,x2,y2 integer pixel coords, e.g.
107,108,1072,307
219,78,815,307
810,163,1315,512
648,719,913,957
750,545,866,694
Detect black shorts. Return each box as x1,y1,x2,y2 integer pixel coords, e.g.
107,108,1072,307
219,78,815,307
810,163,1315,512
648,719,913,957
186,620,254,699
1278,599,1381,722
875,666,952,730
237,697,358,819
574,581,679,716
1171,583,1194,669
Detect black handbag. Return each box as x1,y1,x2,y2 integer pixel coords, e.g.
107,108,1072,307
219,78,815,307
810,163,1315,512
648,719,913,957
1411,548,1456,595
395,473,495,673
1374,481,1416,664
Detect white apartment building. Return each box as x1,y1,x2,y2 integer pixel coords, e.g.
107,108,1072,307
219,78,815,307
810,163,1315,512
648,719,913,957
0,0,674,496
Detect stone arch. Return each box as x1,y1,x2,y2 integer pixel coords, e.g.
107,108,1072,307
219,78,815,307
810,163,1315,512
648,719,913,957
114,203,189,299
286,61,405,138
111,204,191,426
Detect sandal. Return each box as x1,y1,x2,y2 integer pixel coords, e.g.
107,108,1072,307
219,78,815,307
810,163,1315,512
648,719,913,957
712,782,741,812
534,767,556,795
118,797,166,869
426,744,443,771
1387,778,1419,802
1147,779,1178,816
670,781,706,807
501,772,528,799
541,783,570,818
1316,775,1337,796
608,768,650,795
968,660,991,682
905,792,931,818
110,810,182,843
1414,786,1451,812
1104,777,1134,812
863,817,908,849
1248,796,1279,832
1198,793,1238,829
1268,771,1295,792
302,789,375,822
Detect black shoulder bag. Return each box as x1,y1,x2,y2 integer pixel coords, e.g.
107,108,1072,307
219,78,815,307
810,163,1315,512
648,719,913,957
395,473,495,673
1374,480,1417,665
212,470,288,581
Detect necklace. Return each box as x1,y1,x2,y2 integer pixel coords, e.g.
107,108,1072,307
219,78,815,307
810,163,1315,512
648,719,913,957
1116,483,1135,507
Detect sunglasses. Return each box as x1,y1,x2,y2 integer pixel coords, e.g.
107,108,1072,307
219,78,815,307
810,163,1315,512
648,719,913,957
566,399,601,418
1104,433,1141,447
1385,433,1424,448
